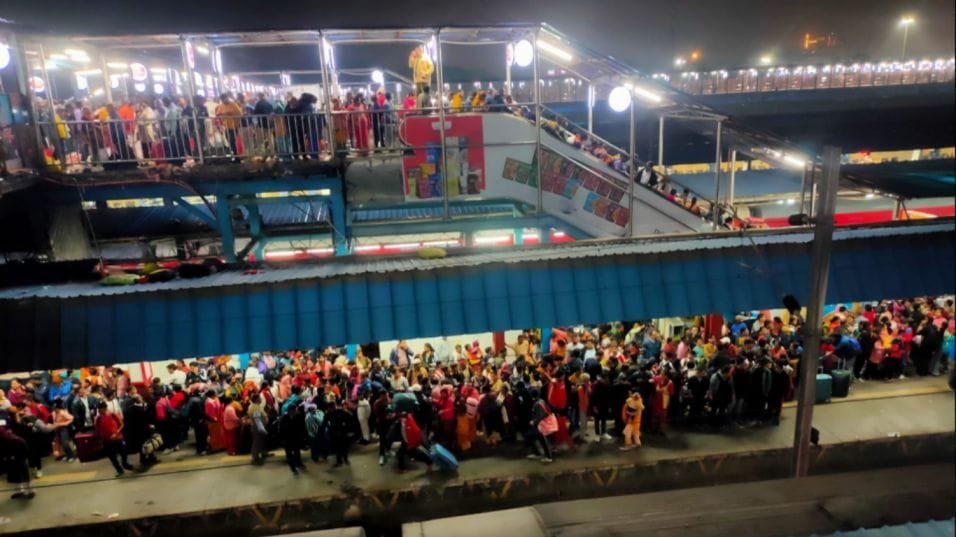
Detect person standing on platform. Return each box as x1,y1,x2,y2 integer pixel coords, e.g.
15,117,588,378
278,403,305,475
0,426,35,499
51,399,77,462
708,365,734,427
326,399,353,467
95,401,134,477
651,369,674,434
686,365,710,425
123,394,150,467
222,396,242,456
305,403,327,463
185,388,208,455
248,393,269,465
204,390,224,453
620,388,644,450
767,359,791,426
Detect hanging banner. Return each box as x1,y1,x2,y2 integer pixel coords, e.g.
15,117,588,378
401,114,486,201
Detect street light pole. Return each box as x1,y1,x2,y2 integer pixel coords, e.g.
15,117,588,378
791,146,841,478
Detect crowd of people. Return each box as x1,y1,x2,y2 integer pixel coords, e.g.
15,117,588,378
1,288,953,498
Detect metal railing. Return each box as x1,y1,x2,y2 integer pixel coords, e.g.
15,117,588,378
37,112,333,169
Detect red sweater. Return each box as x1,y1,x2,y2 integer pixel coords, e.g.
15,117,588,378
95,413,122,442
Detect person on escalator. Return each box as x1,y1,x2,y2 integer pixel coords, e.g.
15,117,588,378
637,161,658,188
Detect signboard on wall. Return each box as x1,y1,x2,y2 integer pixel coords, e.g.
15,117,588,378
402,114,486,201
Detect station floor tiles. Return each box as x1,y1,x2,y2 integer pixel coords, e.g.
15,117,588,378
0,375,952,534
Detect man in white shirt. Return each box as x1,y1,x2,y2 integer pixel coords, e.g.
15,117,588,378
166,364,187,387
435,337,455,365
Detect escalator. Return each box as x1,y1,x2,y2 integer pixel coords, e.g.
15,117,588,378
387,112,709,238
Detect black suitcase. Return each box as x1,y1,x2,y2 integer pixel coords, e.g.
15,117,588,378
831,369,851,398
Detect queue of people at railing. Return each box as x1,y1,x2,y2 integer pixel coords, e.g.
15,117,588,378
40,91,332,167
2,296,952,499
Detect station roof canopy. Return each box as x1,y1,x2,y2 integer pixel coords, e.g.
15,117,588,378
0,220,952,371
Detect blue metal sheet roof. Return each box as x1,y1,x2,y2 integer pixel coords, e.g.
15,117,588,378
351,203,517,222
812,519,954,537
0,221,952,369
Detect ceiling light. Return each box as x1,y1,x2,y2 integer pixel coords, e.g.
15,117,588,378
608,86,632,112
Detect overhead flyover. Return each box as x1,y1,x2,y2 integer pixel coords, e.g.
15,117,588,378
0,220,952,371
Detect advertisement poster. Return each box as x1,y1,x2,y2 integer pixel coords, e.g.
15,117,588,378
402,115,485,200
501,148,630,228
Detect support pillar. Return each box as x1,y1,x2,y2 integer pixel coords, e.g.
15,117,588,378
318,35,336,157
15,39,45,167
330,185,349,256
215,196,236,263
514,227,524,245
657,115,665,166
180,36,203,164
539,228,550,244
587,84,594,134
99,55,113,104
893,198,903,220
729,149,737,205
37,45,54,118
532,29,544,215
435,30,450,220
799,163,810,218
712,119,722,229
627,102,637,237
246,203,265,262
791,145,841,478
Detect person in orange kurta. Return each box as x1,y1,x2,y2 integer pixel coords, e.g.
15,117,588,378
652,373,675,433
620,390,644,450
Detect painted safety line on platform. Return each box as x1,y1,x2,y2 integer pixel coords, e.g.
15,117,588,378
34,470,97,484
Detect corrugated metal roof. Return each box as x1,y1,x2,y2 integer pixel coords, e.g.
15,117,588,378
87,205,213,239
811,519,954,537
351,203,516,222
0,220,951,368
258,201,329,227
0,221,951,301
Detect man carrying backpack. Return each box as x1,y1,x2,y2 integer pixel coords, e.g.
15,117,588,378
396,411,433,472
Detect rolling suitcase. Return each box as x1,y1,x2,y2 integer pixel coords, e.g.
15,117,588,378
75,432,103,462
814,373,832,404
831,369,851,398
430,443,459,472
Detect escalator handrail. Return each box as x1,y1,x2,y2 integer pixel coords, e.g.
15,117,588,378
538,104,631,160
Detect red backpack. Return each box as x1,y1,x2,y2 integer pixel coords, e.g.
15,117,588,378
403,415,423,449
548,380,567,410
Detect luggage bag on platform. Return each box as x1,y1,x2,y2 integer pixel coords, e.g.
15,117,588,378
815,373,832,404
430,444,459,472
75,432,103,462
831,369,851,398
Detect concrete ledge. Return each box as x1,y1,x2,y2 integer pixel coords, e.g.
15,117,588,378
11,432,954,537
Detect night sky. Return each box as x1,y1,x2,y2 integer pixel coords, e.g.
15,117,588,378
3,0,955,71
